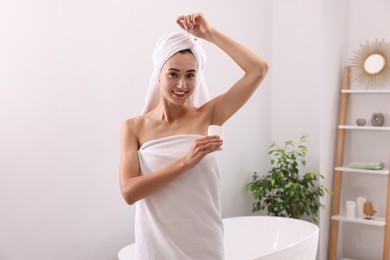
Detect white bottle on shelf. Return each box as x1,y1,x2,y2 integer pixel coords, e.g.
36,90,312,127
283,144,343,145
356,197,367,218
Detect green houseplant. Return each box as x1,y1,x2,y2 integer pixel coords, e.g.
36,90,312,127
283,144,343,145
246,134,332,223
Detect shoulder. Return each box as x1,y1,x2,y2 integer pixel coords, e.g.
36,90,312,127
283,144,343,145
121,115,146,146
122,113,150,129
122,115,141,129
122,116,138,132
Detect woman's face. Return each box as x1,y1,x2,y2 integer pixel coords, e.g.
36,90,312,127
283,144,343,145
159,52,198,107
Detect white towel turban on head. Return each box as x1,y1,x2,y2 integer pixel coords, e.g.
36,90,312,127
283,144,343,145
142,31,210,114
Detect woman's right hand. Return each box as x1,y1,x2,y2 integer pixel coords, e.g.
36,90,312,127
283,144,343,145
176,13,213,40
184,135,222,168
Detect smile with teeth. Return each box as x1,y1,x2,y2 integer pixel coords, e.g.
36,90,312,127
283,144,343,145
172,90,188,96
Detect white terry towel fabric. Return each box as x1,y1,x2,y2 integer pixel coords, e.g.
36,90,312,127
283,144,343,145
136,134,224,260
142,31,210,114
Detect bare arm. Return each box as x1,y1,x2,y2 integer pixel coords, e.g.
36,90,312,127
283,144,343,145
177,13,269,125
119,120,223,205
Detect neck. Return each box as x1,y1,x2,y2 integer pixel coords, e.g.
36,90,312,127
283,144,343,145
154,102,190,124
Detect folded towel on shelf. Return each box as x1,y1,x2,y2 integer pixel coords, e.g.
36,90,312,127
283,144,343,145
348,161,384,170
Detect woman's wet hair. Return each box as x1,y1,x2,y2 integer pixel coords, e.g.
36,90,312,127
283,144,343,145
178,49,193,55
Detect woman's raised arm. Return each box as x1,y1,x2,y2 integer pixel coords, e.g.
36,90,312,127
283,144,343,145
177,13,269,125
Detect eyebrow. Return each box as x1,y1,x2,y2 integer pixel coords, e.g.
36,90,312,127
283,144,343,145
168,68,197,73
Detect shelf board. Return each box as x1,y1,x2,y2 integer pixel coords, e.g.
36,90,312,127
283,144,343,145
331,215,386,226
335,166,389,175
338,125,390,131
341,89,390,94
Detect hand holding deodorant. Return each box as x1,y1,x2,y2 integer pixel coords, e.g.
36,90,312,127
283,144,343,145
208,125,223,151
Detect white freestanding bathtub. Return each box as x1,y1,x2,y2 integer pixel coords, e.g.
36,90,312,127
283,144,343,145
118,216,319,260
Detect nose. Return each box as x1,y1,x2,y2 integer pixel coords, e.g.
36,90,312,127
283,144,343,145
177,78,186,89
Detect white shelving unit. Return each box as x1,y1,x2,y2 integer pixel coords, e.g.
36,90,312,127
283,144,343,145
338,125,390,131
328,66,390,260
341,89,390,94
331,215,386,227
335,166,389,176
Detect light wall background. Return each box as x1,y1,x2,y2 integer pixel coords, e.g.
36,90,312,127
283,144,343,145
0,1,389,260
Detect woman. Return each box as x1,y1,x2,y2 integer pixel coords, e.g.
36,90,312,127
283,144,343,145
119,13,269,260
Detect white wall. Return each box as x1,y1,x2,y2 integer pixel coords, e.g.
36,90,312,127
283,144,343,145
272,0,322,147
320,1,350,259
0,1,272,259
272,1,327,259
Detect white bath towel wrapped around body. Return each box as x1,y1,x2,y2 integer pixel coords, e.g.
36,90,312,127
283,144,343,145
135,134,224,260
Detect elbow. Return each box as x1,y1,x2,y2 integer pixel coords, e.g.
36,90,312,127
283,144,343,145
120,184,138,205
250,60,270,83
125,199,136,206
258,61,270,79
122,191,137,205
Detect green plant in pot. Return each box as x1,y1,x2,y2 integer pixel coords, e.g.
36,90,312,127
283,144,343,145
246,134,332,223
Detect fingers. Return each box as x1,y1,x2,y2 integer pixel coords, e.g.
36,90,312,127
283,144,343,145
176,13,201,30
184,136,222,168
176,15,192,30
190,13,198,26
194,136,223,153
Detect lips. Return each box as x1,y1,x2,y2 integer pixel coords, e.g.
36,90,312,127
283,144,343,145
172,90,188,97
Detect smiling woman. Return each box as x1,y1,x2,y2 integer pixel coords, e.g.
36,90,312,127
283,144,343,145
160,50,197,104
119,12,269,259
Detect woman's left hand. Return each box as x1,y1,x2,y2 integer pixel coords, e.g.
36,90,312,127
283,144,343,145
176,13,213,39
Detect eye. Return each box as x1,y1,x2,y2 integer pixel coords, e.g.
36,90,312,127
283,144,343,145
168,72,177,78
186,73,196,79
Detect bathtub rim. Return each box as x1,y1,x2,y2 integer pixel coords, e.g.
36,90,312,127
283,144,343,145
222,215,319,259
117,215,319,260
